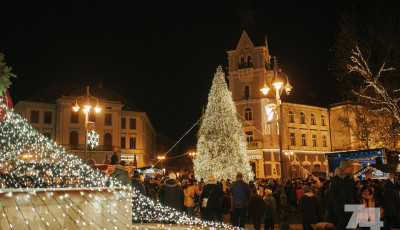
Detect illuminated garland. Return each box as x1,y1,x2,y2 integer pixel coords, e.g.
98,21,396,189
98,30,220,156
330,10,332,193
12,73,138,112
0,101,238,229
87,130,100,149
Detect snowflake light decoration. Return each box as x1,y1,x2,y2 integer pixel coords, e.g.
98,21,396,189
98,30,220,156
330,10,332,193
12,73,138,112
87,130,99,149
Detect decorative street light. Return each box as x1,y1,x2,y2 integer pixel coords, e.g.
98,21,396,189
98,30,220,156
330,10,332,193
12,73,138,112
157,156,166,169
72,86,101,164
189,151,197,160
285,146,294,179
260,57,293,229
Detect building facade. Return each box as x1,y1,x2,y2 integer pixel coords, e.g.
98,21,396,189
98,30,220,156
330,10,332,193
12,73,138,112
14,83,156,167
227,31,334,179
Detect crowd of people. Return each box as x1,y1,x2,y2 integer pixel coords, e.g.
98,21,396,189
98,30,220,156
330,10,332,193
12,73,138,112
110,160,400,230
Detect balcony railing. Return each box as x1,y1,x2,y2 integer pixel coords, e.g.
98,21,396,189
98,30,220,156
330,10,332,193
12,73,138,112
247,140,262,149
62,144,114,151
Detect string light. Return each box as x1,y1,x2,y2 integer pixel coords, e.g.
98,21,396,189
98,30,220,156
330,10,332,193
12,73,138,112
194,66,253,182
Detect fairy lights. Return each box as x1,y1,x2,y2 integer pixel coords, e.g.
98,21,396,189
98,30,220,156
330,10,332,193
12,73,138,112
194,66,253,182
87,130,100,149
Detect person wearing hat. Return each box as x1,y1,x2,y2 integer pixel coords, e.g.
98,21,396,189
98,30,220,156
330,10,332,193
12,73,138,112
299,185,320,230
199,174,224,222
327,160,355,229
184,178,200,217
158,173,184,212
230,172,251,228
264,189,276,230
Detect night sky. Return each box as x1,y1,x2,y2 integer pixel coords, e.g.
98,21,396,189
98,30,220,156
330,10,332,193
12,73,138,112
1,1,355,151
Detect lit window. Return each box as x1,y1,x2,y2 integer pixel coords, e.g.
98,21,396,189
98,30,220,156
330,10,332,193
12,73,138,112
245,108,253,120
300,112,305,124
301,134,307,146
289,111,294,123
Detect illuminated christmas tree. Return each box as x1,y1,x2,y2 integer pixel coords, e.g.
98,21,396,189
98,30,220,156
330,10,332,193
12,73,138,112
194,66,253,182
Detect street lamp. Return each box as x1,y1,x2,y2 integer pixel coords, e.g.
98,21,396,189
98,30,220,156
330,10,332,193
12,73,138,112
72,86,101,164
189,151,197,160
157,156,165,169
260,57,293,229
284,146,294,179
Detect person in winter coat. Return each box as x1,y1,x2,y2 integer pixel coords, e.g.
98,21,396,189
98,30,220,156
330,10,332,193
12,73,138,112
184,179,199,216
264,189,276,230
298,185,320,230
200,174,224,222
220,188,232,224
231,172,251,228
327,160,354,230
382,180,399,230
131,173,146,195
248,188,265,230
111,161,131,186
357,185,383,230
158,173,184,212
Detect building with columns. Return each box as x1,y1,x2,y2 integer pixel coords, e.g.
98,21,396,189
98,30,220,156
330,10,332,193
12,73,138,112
14,83,156,167
227,31,334,179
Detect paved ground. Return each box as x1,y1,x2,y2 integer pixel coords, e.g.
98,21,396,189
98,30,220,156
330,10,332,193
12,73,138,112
132,205,306,229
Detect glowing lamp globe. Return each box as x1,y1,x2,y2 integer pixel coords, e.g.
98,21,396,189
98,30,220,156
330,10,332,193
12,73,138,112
260,84,270,95
94,107,101,113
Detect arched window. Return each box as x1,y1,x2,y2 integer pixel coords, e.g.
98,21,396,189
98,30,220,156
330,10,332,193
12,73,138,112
300,112,306,124
289,111,294,123
313,164,321,172
87,158,96,165
247,56,252,67
104,133,112,150
244,85,250,99
240,57,245,65
311,114,315,125
245,108,253,121
321,115,326,126
70,131,78,149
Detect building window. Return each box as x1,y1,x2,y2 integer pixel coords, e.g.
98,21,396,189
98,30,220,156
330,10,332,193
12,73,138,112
130,137,136,149
300,112,305,124
69,131,78,149
104,133,112,150
244,85,250,99
89,112,95,122
290,133,296,146
321,115,326,126
301,134,307,146
71,111,79,123
130,118,136,129
289,111,294,123
245,108,253,121
121,118,126,129
312,134,317,147
44,111,52,124
265,124,271,135
322,135,327,147
246,131,254,142
121,137,126,149
105,114,112,126
311,114,316,125
31,110,39,123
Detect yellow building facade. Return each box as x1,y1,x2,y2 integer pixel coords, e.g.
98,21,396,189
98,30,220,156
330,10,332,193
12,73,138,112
14,83,156,168
227,31,334,179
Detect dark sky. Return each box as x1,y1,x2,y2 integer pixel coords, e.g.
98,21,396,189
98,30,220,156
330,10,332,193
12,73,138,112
1,1,354,151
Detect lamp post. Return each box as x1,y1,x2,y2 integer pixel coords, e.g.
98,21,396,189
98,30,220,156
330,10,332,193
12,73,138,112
72,86,101,164
157,156,165,169
284,146,294,179
189,151,197,173
260,57,293,230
